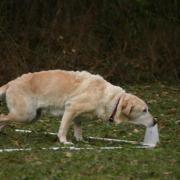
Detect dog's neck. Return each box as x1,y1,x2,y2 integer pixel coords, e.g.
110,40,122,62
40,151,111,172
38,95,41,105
95,85,125,121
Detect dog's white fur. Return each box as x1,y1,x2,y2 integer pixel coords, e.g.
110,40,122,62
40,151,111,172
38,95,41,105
0,70,154,144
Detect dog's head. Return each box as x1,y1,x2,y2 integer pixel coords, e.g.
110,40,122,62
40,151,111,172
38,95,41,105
114,93,156,127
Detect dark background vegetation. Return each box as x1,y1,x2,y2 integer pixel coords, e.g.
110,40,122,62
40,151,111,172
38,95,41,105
0,0,180,84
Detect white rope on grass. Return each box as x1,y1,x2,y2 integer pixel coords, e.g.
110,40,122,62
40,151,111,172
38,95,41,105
88,136,138,144
15,129,57,135
15,125,160,148
0,148,32,153
15,129,32,133
0,146,124,152
0,128,156,152
0,144,156,153
15,129,140,145
88,136,156,148
0,128,156,153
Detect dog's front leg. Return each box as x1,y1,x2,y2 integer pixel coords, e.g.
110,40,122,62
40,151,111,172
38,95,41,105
58,110,75,145
74,119,83,141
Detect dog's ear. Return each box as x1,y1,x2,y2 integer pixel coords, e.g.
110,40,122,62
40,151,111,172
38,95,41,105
122,98,134,116
114,94,126,119
114,94,134,123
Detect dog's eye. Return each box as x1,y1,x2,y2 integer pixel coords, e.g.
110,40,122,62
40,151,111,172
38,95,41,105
143,108,147,113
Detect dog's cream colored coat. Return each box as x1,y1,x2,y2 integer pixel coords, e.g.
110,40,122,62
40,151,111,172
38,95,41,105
0,70,154,144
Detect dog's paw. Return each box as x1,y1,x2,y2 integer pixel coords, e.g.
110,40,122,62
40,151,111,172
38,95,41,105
63,141,74,145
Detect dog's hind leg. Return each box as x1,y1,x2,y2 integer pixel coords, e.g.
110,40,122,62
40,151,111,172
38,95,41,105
0,113,19,127
0,90,38,128
0,113,28,124
0,113,14,132
0,115,10,132
0,84,9,131
74,118,83,141
0,124,7,132
0,108,38,131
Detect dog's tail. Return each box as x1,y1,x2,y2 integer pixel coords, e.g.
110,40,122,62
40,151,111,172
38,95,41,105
0,84,8,100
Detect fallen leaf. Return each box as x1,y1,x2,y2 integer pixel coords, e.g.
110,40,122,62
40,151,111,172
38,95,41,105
65,152,72,158
163,172,172,175
133,128,139,133
167,108,176,114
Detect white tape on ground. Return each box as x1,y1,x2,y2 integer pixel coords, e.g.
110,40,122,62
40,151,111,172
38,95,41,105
15,129,139,144
15,129,57,135
0,145,156,153
0,146,124,152
13,129,156,149
88,136,138,144
0,148,32,152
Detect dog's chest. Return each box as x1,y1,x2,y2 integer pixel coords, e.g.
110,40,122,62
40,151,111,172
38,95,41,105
79,107,107,120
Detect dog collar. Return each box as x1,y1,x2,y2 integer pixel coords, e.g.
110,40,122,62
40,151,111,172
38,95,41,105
109,97,121,123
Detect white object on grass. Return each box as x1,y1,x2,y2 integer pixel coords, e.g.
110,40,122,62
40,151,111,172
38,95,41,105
0,148,32,152
0,126,160,152
88,136,138,144
15,129,32,133
14,127,160,148
0,144,159,152
141,124,160,147
15,129,140,145
89,125,160,148
0,146,123,152
15,129,57,135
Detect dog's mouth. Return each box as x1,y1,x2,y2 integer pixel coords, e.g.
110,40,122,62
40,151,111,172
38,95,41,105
149,119,158,127
144,119,158,128
130,117,156,128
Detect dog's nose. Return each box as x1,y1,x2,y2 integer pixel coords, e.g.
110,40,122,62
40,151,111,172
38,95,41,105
152,119,158,126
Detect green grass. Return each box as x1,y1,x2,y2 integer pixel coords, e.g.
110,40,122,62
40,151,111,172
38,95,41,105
0,83,179,180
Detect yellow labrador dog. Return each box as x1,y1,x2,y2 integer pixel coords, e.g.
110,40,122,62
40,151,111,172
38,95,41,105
0,70,156,144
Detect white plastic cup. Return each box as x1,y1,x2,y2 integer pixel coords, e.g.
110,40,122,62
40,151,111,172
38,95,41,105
142,124,160,147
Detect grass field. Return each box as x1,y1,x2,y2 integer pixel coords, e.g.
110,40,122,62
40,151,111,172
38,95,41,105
0,83,179,180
